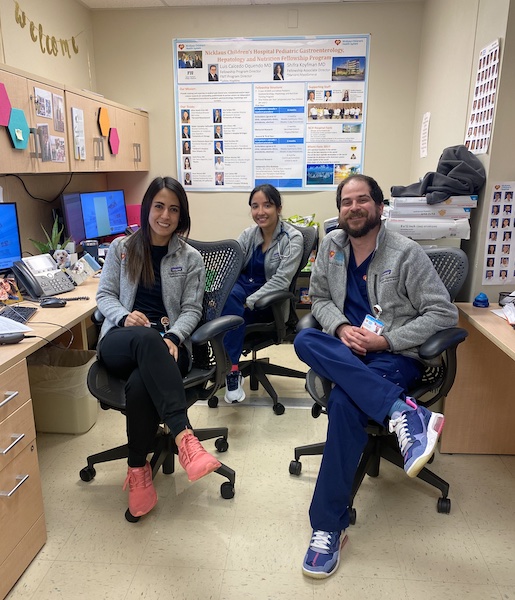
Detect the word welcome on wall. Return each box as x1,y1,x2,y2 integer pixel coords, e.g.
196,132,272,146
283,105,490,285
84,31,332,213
14,1,79,58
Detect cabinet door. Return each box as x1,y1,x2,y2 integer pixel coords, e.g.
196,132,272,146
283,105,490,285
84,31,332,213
66,92,119,172
0,70,37,174
113,108,150,171
26,78,69,173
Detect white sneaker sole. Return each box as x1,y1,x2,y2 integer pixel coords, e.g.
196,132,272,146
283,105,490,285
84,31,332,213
406,412,445,478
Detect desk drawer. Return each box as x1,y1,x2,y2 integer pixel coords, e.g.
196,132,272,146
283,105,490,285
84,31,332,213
0,400,36,472
0,360,30,423
0,440,44,566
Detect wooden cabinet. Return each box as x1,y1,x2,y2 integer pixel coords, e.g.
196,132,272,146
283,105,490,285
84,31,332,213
66,88,149,173
1,63,149,175
0,66,69,174
0,360,46,600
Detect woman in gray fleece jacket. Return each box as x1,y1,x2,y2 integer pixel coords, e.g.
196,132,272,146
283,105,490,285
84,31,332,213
221,183,304,403
96,177,221,519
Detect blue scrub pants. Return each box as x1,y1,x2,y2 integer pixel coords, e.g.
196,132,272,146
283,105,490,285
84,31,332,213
294,328,423,532
221,279,272,365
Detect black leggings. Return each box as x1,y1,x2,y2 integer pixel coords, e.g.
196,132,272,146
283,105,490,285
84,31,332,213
97,326,191,467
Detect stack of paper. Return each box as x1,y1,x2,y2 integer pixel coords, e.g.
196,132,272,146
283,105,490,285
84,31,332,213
384,195,478,240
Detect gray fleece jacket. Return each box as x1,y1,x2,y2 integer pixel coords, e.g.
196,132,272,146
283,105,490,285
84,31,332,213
237,220,304,320
96,234,205,357
309,224,458,362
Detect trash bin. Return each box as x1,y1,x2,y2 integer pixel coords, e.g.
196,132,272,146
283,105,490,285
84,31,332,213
27,346,98,434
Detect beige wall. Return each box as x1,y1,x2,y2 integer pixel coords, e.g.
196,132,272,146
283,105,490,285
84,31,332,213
1,0,515,300
0,0,96,90
90,2,424,240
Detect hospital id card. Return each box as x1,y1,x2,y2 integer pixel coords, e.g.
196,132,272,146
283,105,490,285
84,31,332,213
361,314,385,335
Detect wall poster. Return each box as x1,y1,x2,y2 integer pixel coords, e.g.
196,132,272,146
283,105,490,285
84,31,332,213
482,182,515,286
173,35,369,191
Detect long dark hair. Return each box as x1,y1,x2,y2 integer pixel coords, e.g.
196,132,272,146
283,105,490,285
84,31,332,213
125,176,191,287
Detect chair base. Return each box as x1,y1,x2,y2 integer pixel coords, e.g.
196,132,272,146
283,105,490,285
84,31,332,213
290,430,450,519
79,425,236,494
239,356,306,414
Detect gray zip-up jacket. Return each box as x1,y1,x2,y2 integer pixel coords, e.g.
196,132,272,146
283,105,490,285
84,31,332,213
309,225,458,361
237,220,304,319
96,234,205,357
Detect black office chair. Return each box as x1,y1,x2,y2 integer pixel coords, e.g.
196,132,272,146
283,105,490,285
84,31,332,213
210,224,318,415
79,238,244,521
289,247,469,521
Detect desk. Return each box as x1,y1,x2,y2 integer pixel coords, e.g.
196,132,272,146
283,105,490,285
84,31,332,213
440,303,515,454
0,279,98,600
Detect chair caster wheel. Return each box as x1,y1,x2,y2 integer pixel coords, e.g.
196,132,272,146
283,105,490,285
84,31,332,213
273,402,285,415
221,482,235,499
437,497,451,514
79,466,96,482
208,396,219,408
311,403,323,418
289,460,302,476
125,509,140,523
215,437,229,452
349,507,357,525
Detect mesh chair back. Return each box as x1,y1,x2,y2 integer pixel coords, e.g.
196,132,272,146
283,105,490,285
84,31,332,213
425,248,468,301
187,238,244,325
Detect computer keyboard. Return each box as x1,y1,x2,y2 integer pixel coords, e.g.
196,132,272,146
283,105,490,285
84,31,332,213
0,305,38,324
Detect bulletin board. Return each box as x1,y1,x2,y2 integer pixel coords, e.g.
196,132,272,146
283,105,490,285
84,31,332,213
173,35,369,191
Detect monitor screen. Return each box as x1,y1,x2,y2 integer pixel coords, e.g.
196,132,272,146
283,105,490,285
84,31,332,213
0,203,23,273
80,190,128,240
61,192,86,244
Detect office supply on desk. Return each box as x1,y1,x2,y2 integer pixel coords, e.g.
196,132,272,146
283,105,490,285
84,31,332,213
0,314,32,335
39,298,67,308
0,332,25,344
12,254,75,298
0,305,37,324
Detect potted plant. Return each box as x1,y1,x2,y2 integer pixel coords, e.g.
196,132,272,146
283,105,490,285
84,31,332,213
30,216,72,265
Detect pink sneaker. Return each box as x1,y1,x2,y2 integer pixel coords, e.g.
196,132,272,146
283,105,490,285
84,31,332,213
178,433,221,482
122,462,158,517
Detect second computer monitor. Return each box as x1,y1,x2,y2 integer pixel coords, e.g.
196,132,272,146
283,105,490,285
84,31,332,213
80,190,128,240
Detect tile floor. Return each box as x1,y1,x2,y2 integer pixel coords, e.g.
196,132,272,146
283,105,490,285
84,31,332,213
7,344,515,599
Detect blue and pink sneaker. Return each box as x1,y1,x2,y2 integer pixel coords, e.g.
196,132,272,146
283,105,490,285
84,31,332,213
389,404,445,478
302,529,348,579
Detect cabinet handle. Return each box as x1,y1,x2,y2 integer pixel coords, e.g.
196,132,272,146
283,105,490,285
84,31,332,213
0,474,29,497
0,390,19,409
29,127,42,159
1,433,25,455
133,143,141,163
94,137,105,161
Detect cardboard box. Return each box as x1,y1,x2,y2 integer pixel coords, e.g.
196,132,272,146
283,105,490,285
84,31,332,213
384,205,471,219
384,217,470,240
390,195,478,208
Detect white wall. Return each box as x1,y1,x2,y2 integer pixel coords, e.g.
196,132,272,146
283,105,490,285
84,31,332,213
90,2,424,241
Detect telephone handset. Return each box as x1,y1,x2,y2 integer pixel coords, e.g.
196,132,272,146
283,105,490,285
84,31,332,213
12,254,75,299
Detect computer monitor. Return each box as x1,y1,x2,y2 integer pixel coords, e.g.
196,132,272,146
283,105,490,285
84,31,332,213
61,192,86,244
80,189,128,240
0,203,23,273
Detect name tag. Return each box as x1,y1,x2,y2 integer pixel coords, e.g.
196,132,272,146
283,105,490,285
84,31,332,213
361,314,384,335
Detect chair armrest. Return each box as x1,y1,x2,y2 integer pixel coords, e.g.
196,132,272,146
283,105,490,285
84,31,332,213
296,313,321,332
254,290,294,310
92,308,105,325
191,315,244,345
418,327,469,361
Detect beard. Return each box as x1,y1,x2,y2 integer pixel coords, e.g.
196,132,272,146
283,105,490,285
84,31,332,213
339,208,382,238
